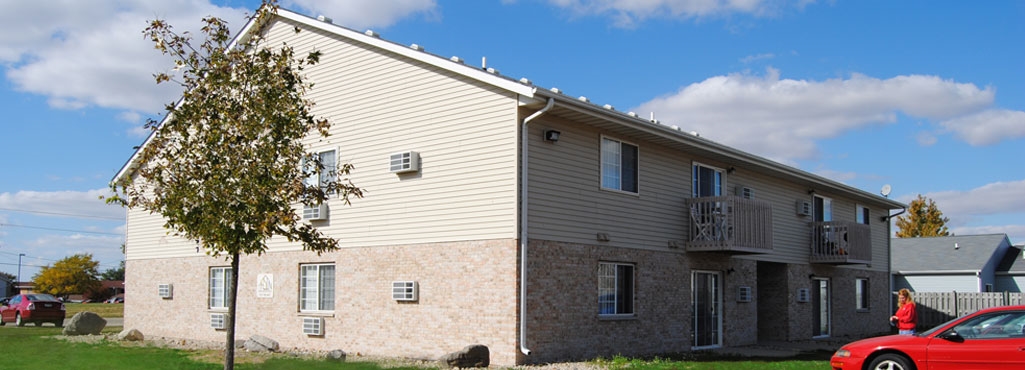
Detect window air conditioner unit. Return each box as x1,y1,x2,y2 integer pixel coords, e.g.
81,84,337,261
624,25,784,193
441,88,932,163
389,151,420,173
735,186,754,200
158,284,173,299
797,288,810,303
302,317,324,336
210,313,226,329
303,203,328,221
737,286,752,302
796,200,812,216
392,281,418,302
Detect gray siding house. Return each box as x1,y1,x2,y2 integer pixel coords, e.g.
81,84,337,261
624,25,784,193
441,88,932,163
996,245,1025,292
115,7,905,365
893,234,1015,293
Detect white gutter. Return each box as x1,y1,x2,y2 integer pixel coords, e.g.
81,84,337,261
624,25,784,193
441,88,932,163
519,97,554,356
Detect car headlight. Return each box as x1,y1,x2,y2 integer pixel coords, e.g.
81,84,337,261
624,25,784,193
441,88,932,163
833,349,851,358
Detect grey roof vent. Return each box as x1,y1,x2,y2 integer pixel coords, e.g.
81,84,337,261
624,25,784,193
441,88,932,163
486,67,499,75
603,104,614,110
450,56,464,63
364,30,380,38
578,96,589,102
628,112,638,117
410,44,424,51
519,77,532,85
550,87,561,94
316,15,333,23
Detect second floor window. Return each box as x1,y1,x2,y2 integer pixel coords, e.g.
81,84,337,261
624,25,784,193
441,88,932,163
601,137,638,193
856,205,871,225
692,163,723,198
305,149,337,191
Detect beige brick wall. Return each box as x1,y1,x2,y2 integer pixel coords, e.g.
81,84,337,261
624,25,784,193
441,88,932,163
126,239,520,365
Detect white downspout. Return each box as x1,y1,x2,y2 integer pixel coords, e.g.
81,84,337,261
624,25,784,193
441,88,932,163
519,97,554,356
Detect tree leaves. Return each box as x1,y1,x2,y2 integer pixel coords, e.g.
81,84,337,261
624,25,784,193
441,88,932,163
895,194,952,238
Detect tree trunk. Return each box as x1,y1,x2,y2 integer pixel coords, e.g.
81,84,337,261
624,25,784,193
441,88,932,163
225,252,240,370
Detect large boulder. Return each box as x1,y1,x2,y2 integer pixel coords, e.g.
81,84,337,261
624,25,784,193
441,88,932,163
62,312,107,336
116,328,144,341
244,335,279,352
441,344,490,368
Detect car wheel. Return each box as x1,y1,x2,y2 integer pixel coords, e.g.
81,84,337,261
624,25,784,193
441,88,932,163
869,353,915,370
15,313,25,327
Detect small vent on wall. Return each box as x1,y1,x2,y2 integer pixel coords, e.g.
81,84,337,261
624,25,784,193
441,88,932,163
389,151,420,173
302,317,324,336
303,203,328,220
210,313,226,329
158,284,173,299
392,281,418,301
796,200,812,216
737,286,752,302
797,288,810,303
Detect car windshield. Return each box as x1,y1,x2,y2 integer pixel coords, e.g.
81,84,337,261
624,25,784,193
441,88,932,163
25,294,58,302
921,316,963,336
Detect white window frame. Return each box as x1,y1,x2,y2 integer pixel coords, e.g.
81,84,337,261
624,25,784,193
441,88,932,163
300,263,336,313
855,278,870,311
856,205,871,225
692,162,725,198
600,136,639,194
304,148,338,193
598,262,635,317
209,267,233,310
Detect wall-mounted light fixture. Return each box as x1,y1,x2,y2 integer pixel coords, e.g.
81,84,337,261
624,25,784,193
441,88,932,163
727,167,736,174
543,129,561,142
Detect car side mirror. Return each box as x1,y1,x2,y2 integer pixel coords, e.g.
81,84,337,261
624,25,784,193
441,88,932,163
939,331,965,343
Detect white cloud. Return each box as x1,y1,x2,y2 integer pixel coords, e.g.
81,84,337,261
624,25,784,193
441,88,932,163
939,109,1025,146
0,189,125,221
547,0,804,27
633,68,996,163
0,1,248,113
285,0,438,30
921,180,1025,219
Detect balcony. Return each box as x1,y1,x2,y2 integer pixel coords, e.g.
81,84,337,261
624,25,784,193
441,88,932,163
810,221,871,264
685,196,773,254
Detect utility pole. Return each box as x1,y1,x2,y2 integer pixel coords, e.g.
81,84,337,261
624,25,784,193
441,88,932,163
17,253,25,288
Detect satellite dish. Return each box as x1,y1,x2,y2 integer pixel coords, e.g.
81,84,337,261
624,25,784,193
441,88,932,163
880,184,892,198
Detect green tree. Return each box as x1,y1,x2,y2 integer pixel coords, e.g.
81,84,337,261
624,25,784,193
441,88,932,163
895,194,952,237
107,2,361,369
99,265,125,281
32,254,102,299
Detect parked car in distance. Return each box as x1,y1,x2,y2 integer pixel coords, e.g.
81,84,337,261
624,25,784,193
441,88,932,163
0,293,66,327
105,296,124,304
831,304,1025,370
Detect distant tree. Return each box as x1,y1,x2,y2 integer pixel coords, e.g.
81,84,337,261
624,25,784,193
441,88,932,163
32,254,102,299
106,2,362,369
99,265,125,281
895,194,952,237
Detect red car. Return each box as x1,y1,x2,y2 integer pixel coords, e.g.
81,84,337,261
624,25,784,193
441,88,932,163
831,304,1025,370
0,293,66,327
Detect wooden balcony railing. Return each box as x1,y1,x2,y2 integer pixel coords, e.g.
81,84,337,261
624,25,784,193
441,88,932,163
810,221,871,264
685,196,773,253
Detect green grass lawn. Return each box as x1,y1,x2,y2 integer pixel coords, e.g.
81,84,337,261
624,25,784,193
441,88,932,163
64,302,124,318
0,326,831,370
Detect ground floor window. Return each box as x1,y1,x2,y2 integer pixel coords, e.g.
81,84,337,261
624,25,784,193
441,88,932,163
598,262,634,316
855,278,870,310
209,267,232,309
300,263,335,312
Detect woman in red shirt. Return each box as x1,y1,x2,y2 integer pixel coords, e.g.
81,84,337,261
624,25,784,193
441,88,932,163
891,288,917,335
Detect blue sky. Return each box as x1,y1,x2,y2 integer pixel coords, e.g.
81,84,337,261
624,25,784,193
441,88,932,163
1,0,1023,279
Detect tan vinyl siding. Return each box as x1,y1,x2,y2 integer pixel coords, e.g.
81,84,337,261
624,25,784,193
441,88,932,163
126,18,521,260
527,116,893,271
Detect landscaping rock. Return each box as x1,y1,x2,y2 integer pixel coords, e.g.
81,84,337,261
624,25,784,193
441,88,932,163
116,328,144,341
327,349,346,362
441,344,490,368
244,335,279,352
62,312,107,336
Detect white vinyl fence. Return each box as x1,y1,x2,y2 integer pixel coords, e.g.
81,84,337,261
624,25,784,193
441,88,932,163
906,291,1025,329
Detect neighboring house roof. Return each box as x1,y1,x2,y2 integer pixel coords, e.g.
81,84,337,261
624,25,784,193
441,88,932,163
996,246,1025,275
113,7,904,212
892,234,1012,274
